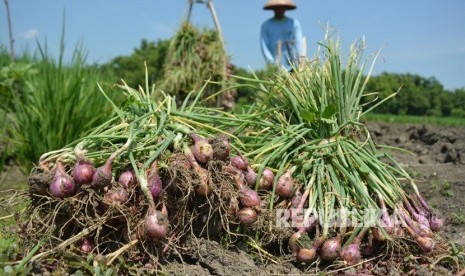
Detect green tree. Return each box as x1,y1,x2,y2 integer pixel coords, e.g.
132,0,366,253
450,88,465,117
105,39,170,87
364,72,456,116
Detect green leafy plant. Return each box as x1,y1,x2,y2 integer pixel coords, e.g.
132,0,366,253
7,32,118,171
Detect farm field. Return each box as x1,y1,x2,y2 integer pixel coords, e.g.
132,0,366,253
1,121,464,275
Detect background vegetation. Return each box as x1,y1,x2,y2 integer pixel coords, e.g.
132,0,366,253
0,36,464,173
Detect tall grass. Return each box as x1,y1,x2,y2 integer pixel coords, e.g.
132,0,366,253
5,36,118,171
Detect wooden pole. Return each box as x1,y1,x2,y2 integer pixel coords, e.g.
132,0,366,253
3,0,15,63
299,36,307,71
276,40,282,66
206,0,224,47
186,0,193,22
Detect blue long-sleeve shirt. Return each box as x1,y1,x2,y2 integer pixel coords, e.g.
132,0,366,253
260,16,303,71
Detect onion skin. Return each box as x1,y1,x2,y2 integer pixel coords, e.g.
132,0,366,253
50,162,77,198
237,207,257,225
320,235,342,261
417,222,433,238
73,159,95,185
118,169,136,189
144,207,169,240
275,169,294,198
190,133,213,164
230,155,248,171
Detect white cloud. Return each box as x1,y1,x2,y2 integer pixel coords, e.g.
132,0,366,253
20,29,39,40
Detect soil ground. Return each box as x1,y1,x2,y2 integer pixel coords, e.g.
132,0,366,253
1,122,464,275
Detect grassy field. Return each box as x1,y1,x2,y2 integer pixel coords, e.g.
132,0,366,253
364,113,465,127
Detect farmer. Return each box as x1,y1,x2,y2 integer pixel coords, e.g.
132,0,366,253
260,0,304,72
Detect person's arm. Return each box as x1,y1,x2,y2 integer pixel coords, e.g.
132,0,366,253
294,19,304,57
260,23,275,64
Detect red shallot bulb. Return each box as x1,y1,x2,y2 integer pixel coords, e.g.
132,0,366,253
118,169,136,189
50,162,77,198
296,236,325,264
275,169,294,198
73,159,95,185
230,155,248,171
429,214,444,232
190,133,213,164
297,247,317,264
402,218,436,252
340,243,361,265
234,173,260,208
258,168,274,190
244,166,257,186
147,161,162,201
237,207,257,225
320,235,342,261
144,207,169,240
340,229,365,265
92,157,113,188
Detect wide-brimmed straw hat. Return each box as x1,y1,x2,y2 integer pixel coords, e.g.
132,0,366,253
263,0,297,10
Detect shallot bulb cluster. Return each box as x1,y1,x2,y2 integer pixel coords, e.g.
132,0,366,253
229,155,275,191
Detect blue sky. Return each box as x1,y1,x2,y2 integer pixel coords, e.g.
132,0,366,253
1,0,464,90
